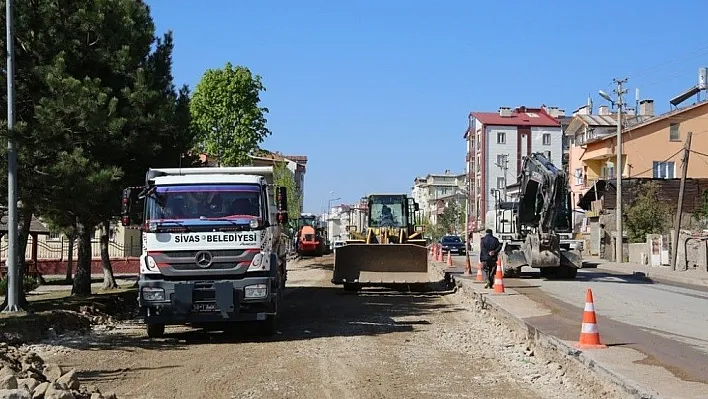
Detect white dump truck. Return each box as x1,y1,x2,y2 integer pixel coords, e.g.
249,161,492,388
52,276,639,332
120,166,290,338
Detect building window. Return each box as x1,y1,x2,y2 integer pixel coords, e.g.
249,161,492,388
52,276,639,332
497,177,506,189
574,168,583,186
497,132,506,144
496,154,507,166
602,162,615,179
48,231,61,241
544,150,551,159
543,133,551,145
669,123,680,141
653,161,675,179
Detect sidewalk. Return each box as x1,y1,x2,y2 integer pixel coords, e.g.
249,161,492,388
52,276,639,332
432,259,708,399
585,256,708,288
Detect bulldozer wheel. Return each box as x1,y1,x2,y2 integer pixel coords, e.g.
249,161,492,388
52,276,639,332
343,283,360,292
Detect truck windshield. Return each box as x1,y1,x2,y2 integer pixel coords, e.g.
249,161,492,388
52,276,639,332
442,236,461,243
369,196,406,228
145,184,262,221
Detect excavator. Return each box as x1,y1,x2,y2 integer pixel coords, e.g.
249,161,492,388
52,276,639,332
332,194,429,291
498,152,583,279
296,213,327,256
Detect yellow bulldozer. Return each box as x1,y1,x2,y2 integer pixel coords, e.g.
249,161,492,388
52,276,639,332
332,193,429,291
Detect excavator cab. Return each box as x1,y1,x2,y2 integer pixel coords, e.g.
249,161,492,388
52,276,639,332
332,194,429,290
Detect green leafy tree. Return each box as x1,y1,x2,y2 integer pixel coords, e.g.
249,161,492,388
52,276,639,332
624,181,672,243
692,189,708,228
422,216,446,242
273,162,302,223
439,200,464,234
190,63,270,166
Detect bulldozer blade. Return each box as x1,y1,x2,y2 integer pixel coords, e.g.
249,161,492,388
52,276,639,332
560,249,583,269
332,243,430,285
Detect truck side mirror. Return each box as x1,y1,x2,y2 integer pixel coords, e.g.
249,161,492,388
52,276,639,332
121,188,132,227
276,186,288,225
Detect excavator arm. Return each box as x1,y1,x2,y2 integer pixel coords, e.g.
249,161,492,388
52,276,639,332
503,153,582,279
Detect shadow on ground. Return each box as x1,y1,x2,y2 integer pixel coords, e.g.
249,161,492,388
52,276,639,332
41,282,459,352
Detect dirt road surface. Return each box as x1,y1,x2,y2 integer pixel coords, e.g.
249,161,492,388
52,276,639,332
25,256,627,399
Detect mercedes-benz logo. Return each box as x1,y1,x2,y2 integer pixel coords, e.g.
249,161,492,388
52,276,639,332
195,251,213,268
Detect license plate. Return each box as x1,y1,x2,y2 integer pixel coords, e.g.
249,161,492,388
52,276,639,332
192,303,217,312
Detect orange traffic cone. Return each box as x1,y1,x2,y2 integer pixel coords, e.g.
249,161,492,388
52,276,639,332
475,262,484,282
575,288,607,349
446,251,452,267
437,246,443,262
493,258,505,294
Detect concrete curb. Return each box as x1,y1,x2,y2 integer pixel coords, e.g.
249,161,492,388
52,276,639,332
595,264,708,288
430,261,662,399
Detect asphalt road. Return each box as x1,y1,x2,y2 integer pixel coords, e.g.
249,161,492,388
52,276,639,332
448,253,708,386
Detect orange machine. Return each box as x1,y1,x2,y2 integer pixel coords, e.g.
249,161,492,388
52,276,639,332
296,214,326,256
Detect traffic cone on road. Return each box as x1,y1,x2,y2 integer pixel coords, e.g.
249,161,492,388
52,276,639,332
437,246,443,262
475,262,484,282
493,258,505,294
429,245,433,258
575,288,607,349
446,251,452,267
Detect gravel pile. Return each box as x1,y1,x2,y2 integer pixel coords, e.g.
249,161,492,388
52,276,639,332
0,342,117,399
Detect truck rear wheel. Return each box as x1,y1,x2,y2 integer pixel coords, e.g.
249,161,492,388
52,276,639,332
146,323,165,338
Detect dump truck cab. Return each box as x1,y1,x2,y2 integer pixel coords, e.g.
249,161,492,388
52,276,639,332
332,194,429,291
120,166,290,338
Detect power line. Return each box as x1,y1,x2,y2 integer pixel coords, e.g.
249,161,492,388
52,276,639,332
628,148,684,178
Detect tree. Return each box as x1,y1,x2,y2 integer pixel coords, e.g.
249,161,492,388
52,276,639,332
624,181,672,243
190,63,270,166
273,162,301,222
439,200,464,234
692,189,708,228
1,0,194,297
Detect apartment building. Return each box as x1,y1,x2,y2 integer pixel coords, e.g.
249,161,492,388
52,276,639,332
411,170,466,225
568,98,708,202
464,105,564,229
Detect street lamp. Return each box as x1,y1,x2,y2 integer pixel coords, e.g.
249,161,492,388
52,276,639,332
599,79,628,263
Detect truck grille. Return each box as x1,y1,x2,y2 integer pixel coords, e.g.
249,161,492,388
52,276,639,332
150,249,257,276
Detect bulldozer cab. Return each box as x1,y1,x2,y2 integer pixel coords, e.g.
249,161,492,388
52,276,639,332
333,193,429,288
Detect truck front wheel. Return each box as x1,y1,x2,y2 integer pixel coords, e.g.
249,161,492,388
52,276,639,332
259,315,277,336
146,323,165,338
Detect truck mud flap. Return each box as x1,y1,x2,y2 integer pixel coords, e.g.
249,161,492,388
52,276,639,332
332,244,429,284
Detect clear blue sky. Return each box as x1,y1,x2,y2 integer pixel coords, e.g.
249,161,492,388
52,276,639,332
147,0,708,213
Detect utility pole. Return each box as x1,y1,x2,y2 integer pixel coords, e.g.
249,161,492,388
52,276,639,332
3,0,21,312
464,172,472,275
613,78,627,263
671,131,692,271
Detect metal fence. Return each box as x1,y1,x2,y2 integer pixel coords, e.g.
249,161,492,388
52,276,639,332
0,235,142,260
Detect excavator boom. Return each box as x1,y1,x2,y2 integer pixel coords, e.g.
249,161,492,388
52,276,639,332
501,153,582,278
